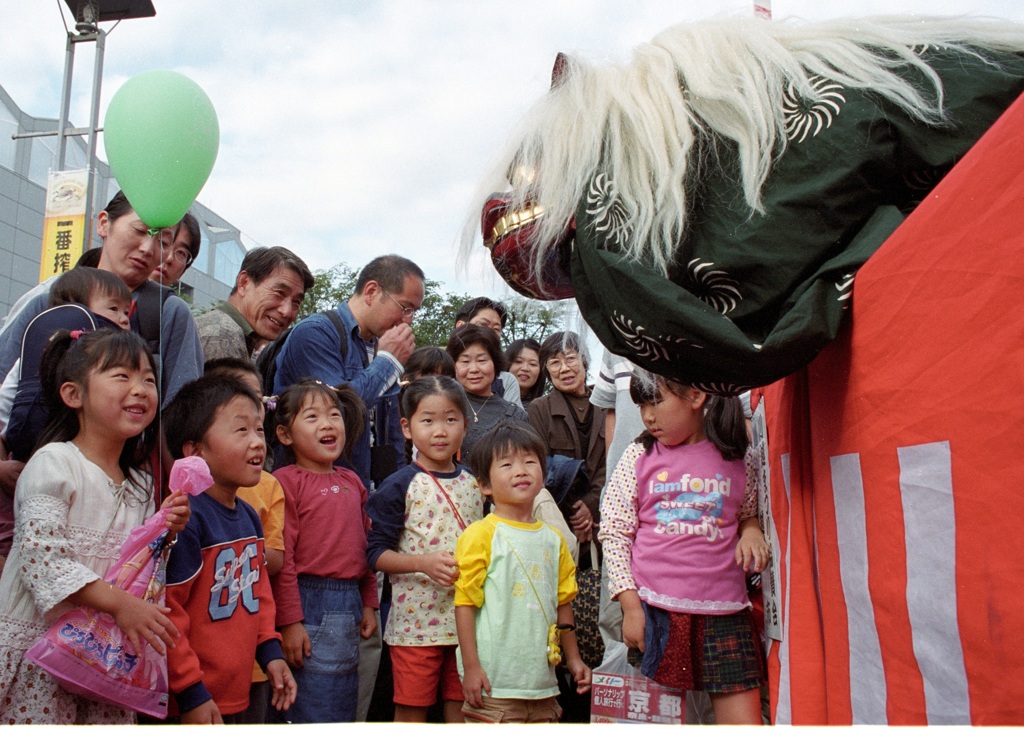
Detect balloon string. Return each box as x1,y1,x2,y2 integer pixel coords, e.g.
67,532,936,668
156,230,165,504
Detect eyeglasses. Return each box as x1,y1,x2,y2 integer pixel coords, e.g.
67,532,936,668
546,353,581,371
383,289,416,319
164,246,193,268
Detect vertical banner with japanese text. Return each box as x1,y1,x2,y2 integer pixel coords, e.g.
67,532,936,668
40,169,90,283
751,396,782,643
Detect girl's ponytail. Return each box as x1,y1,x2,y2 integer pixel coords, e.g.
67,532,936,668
702,394,749,462
332,383,365,462
274,379,366,465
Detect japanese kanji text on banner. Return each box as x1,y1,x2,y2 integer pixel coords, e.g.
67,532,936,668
40,169,90,282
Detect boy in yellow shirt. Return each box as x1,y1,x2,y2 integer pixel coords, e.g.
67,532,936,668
454,422,591,723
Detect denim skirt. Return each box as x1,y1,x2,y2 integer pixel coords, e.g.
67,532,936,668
274,575,361,723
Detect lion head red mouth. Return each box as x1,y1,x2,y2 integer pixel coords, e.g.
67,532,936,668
482,192,576,300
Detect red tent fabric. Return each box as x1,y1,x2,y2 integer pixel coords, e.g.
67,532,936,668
762,92,1024,725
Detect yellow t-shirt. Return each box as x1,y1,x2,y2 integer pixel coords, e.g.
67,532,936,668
454,513,577,699
237,471,286,684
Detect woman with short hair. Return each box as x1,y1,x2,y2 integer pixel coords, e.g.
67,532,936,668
446,324,527,462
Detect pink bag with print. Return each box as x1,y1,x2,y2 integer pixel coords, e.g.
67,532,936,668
25,507,174,718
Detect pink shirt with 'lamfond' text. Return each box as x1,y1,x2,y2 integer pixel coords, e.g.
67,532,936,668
600,439,758,614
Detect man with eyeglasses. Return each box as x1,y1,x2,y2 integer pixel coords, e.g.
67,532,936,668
150,212,201,287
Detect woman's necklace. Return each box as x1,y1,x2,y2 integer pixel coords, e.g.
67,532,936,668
567,392,591,418
468,395,491,424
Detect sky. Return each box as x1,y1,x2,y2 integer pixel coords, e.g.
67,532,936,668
3,0,1024,303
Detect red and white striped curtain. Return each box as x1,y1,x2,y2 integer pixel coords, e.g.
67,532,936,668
761,90,1024,725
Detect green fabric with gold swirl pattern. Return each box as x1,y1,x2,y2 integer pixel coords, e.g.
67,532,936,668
568,47,1024,392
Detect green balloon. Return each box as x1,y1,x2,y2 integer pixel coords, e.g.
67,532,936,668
103,70,219,229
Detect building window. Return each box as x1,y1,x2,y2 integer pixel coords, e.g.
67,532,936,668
194,223,211,274
0,101,17,170
28,136,57,187
213,237,245,286
63,136,88,171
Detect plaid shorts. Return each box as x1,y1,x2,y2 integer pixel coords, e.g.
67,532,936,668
641,604,765,694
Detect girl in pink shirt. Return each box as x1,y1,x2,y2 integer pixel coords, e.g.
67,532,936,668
599,373,769,725
270,379,378,723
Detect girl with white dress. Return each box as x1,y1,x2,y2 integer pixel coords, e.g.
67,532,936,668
0,328,189,724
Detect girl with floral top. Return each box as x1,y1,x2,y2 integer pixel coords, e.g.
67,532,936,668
366,375,484,722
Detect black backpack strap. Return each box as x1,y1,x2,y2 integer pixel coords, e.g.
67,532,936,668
324,309,348,361
132,281,173,355
259,310,349,399
255,334,285,396
491,373,505,398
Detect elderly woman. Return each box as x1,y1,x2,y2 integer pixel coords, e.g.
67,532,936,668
446,323,527,462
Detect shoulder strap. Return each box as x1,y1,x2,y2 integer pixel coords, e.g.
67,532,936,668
133,281,173,355
494,525,551,627
324,309,348,360
257,310,348,396
20,304,99,373
255,332,286,395
414,462,467,530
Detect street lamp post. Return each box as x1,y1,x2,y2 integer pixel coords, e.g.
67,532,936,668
14,0,156,248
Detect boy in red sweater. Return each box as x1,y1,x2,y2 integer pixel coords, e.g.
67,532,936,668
163,374,297,723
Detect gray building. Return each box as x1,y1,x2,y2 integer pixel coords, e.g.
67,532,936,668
0,81,245,317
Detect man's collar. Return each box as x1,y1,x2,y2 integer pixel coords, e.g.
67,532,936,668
216,298,255,337
345,297,375,342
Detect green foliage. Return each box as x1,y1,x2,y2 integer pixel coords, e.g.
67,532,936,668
501,296,575,345
298,264,359,319
170,282,194,307
413,279,471,348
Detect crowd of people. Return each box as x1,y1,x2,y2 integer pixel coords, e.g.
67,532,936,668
0,191,770,726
